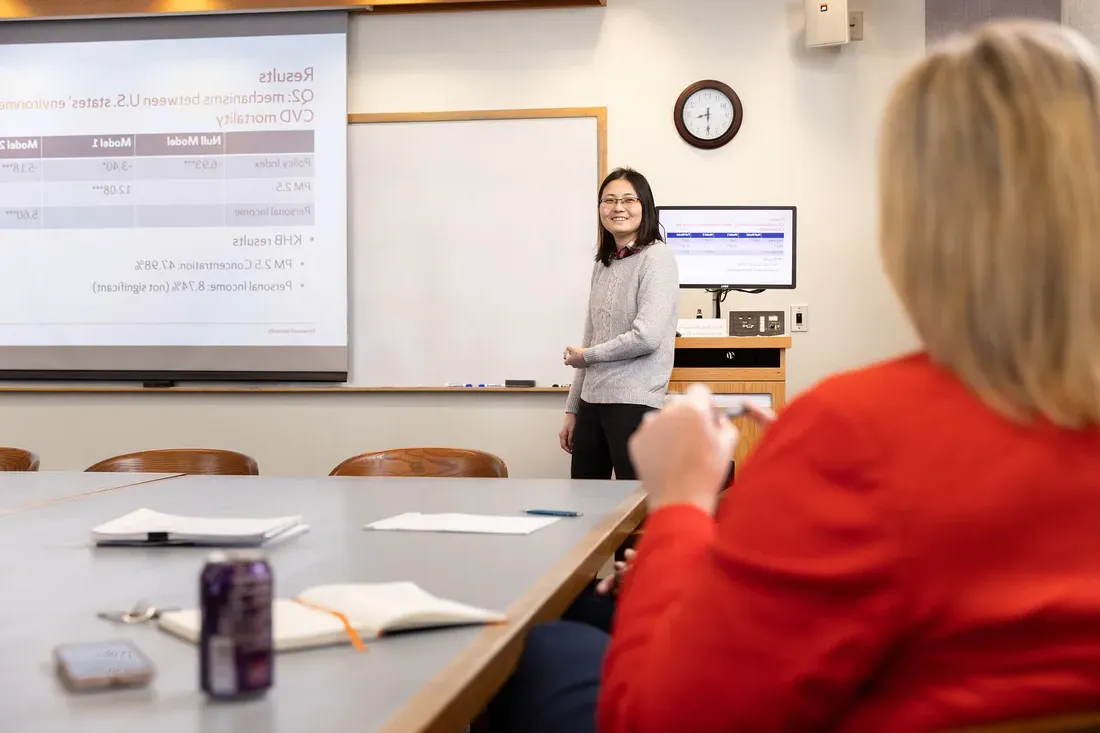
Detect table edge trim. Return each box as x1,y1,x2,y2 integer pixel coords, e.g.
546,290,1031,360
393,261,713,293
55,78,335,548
380,486,647,732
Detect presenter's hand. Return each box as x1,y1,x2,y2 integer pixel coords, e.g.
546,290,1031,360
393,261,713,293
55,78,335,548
559,413,576,454
563,346,587,368
629,384,739,516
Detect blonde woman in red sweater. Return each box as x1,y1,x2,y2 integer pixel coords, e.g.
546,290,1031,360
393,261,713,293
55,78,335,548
489,19,1100,733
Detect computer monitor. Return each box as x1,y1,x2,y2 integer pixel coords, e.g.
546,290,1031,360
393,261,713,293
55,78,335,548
658,206,797,289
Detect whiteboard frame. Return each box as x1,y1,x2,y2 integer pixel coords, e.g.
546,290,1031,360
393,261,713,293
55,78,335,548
347,108,607,191
342,106,608,391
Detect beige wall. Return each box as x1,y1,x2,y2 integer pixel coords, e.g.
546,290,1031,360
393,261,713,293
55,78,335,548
0,0,926,477
926,0,1060,42
1065,0,1100,45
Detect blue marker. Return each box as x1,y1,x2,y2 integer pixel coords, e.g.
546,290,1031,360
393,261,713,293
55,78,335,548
524,509,582,517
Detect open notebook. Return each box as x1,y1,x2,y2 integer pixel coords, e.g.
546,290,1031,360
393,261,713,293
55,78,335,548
157,582,506,651
91,508,308,547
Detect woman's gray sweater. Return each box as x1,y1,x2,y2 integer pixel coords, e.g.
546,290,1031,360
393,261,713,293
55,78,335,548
566,242,680,413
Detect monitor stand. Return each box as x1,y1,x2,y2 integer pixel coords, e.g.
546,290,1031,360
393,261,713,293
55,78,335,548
711,288,728,319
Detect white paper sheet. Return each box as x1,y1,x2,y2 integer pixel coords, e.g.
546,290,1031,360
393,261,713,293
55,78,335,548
364,512,560,536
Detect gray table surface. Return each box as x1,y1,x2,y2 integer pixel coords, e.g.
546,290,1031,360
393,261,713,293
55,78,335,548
0,471,178,513
0,474,643,732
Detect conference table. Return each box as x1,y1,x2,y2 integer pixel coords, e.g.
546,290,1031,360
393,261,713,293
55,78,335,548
0,472,645,732
0,470,180,514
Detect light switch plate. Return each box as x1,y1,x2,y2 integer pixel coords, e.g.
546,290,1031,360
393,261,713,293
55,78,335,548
849,11,864,41
790,304,809,332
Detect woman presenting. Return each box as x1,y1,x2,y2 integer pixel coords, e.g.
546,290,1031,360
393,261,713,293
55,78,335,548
560,167,679,480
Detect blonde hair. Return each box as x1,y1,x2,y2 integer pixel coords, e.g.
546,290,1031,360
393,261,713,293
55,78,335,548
879,20,1100,427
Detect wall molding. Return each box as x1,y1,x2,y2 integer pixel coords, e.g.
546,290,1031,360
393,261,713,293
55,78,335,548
0,0,605,21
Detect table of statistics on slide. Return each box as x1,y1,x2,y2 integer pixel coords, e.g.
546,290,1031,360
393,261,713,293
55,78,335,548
0,129,317,230
0,29,347,349
661,208,795,287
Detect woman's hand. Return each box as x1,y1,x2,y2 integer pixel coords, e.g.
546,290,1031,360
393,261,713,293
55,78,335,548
563,346,587,368
559,413,576,453
628,384,740,515
596,548,635,596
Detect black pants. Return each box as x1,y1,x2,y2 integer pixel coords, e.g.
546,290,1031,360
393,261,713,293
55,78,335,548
561,579,617,633
570,400,653,480
486,620,606,733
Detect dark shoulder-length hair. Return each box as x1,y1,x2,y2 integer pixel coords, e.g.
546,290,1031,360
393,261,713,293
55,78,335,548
596,167,663,267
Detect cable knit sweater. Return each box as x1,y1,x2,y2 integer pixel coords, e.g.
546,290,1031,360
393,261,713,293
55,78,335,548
565,241,680,413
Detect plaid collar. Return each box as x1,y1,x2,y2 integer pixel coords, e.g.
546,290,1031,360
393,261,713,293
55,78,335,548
610,240,646,260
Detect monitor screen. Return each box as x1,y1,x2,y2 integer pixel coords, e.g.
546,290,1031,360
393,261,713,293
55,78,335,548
659,206,797,289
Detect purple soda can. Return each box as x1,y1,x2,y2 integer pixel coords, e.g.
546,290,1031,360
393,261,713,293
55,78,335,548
199,550,274,700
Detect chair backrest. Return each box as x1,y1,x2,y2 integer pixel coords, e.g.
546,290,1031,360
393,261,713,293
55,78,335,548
944,710,1100,733
86,449,259,475
329,448,508,478
0,447,40,472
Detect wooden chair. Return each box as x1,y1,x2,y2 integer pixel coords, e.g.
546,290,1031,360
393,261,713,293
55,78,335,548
945,710,1100,732
0,447,40,471
85,449,259,475
329,448,508,478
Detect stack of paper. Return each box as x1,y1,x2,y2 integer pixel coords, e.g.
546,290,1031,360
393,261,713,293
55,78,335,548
158,581,506,651
364,512,559,535
91,507,309,547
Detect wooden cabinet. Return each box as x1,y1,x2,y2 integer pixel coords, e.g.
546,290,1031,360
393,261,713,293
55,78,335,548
666,336,791,468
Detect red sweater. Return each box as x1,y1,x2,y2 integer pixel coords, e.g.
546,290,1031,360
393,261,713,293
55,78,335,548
599,353,1100,733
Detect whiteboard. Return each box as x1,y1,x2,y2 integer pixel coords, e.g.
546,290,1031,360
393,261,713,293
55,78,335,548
348,114,600,387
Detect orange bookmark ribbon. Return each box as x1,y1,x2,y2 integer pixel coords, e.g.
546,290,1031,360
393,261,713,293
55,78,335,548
293,598,366,652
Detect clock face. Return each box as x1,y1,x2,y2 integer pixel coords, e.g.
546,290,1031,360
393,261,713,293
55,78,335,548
681,87,737,141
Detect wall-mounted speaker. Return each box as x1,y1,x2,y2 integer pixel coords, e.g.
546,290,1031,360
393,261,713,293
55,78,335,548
805,0,850,47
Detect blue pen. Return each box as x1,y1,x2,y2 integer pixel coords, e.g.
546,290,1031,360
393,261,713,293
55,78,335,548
524,509,582,517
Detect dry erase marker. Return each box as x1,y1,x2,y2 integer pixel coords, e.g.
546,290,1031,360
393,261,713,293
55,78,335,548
524,509,582,517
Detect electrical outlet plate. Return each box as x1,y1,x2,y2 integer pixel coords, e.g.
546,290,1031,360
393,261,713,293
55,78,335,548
849,11,864,41
790,304,809,332
728,310,786,337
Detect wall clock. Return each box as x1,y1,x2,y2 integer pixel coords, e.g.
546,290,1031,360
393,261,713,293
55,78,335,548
674,79,744,149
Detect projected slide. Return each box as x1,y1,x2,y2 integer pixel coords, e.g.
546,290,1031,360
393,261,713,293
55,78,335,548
0,13,348,378
660,207,796,289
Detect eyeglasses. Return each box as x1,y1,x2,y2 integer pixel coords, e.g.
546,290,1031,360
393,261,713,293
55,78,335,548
600,196,640,207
